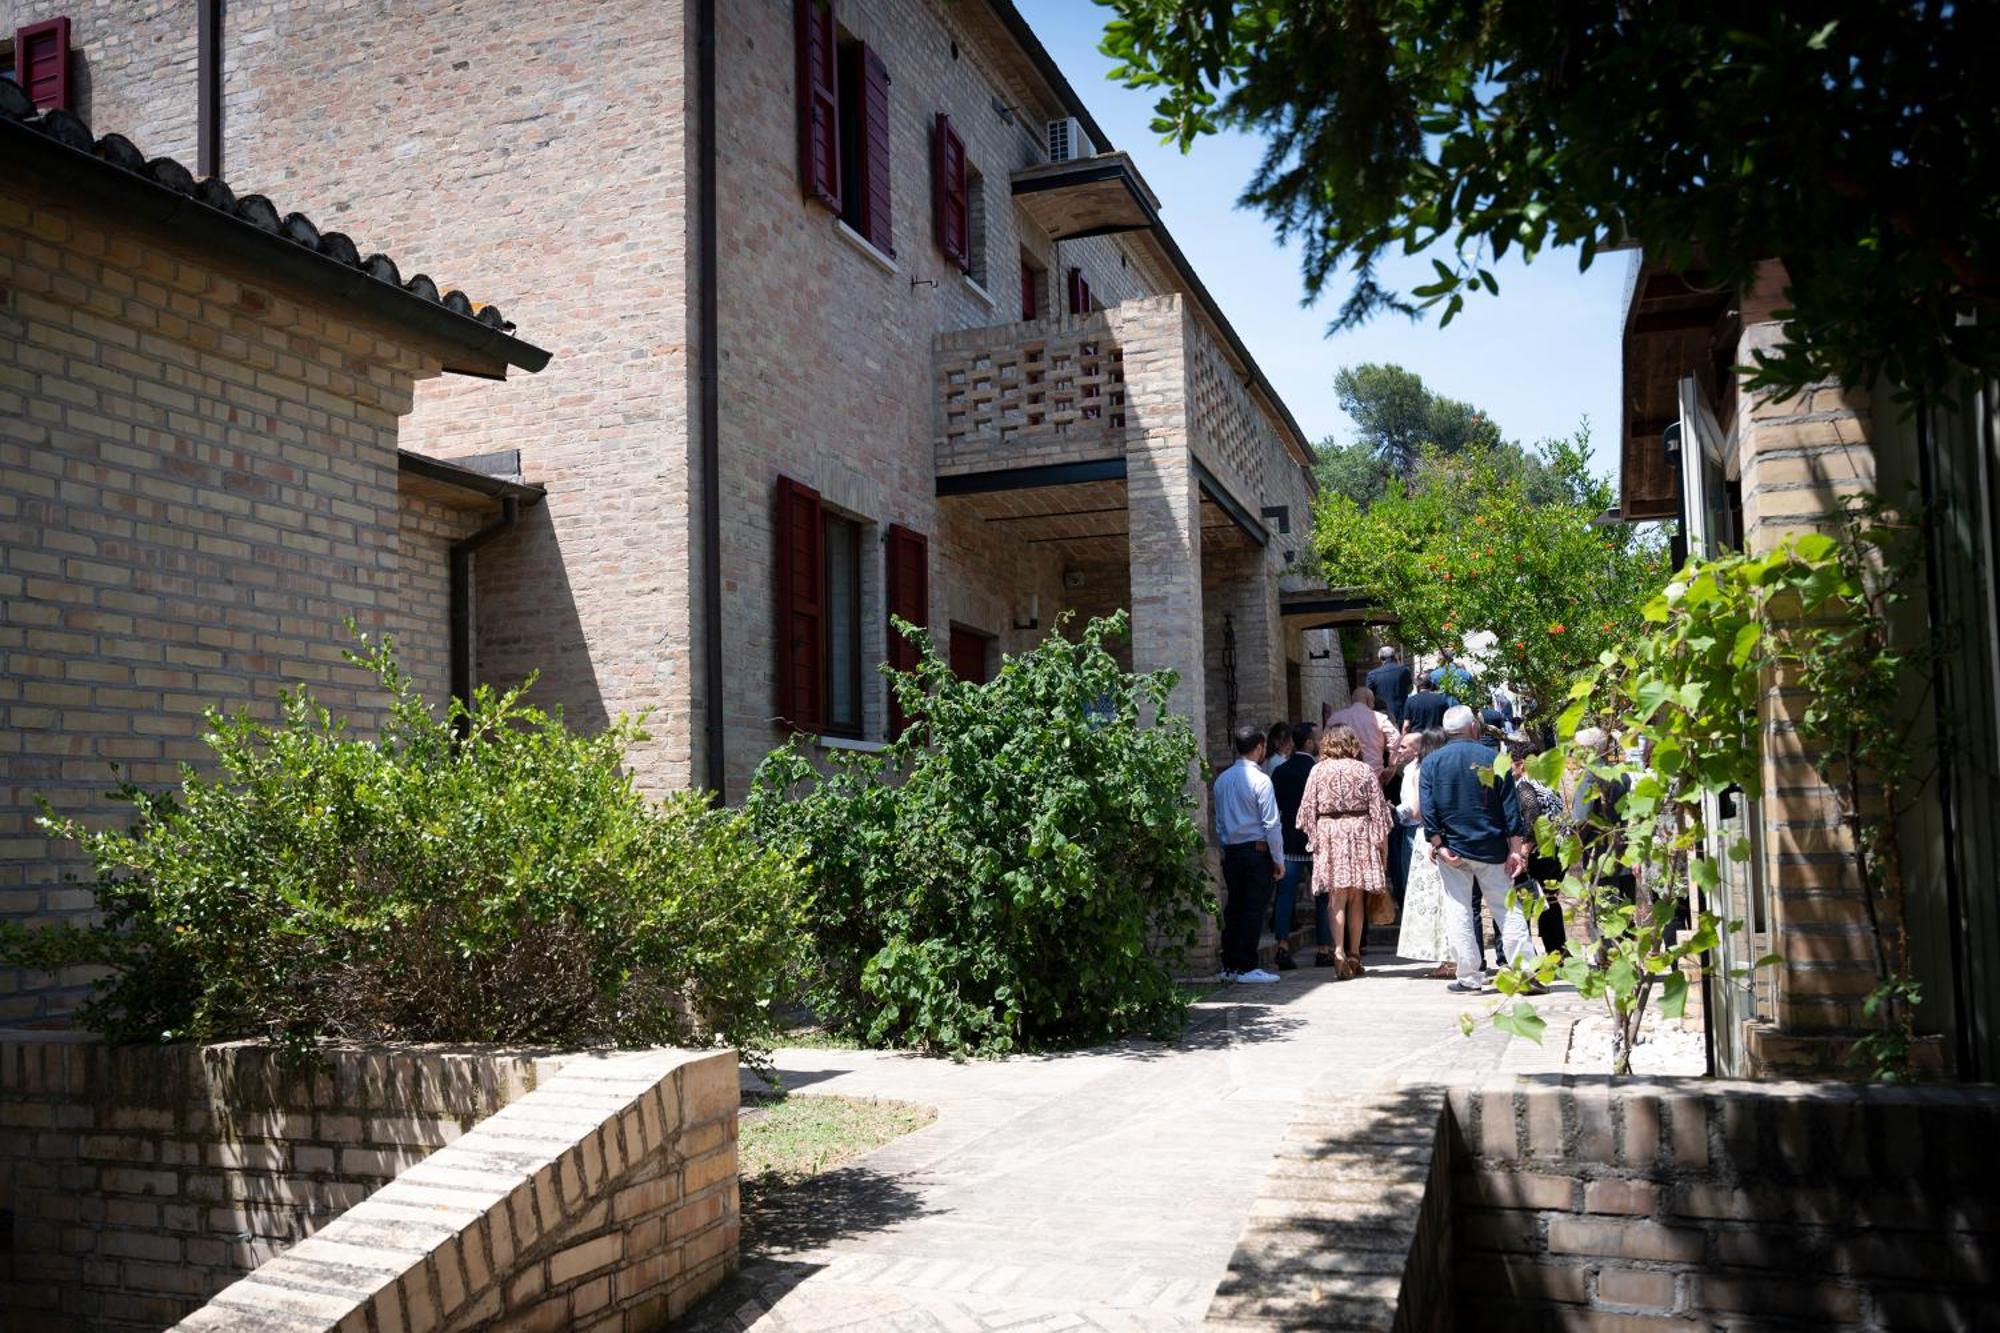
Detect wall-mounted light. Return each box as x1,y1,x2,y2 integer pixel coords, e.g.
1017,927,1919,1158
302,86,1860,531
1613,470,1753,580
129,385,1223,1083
1260,505,1291,535
1013,594,1040,630
911,277,938,292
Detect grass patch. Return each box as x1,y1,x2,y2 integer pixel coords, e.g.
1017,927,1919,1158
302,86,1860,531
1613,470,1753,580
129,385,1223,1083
740,1094,935,1189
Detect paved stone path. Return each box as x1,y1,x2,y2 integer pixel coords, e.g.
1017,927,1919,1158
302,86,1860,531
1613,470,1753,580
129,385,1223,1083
682,956,1595,1332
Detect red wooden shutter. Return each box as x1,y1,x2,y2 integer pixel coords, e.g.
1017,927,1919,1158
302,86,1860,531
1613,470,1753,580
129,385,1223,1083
932,113,968,272
884,524,929,734
795,0,840,211
775,476,826,731
857,44,894,255
1067,267,1093,315
14,17,72,112
949,628,990,684
1020,260,1038,320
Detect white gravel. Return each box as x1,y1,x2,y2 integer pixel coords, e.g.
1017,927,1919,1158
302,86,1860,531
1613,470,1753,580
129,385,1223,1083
1562,1004,1708,1076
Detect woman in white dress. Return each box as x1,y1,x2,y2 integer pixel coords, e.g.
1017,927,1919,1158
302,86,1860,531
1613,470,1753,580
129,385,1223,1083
1395,728,1453,975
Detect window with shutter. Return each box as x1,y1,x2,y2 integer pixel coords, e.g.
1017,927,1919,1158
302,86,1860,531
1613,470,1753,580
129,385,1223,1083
775,476,826,731
884,524,929,734
795,0,840,210
1021,256,1044,320
933,113,969,272
14,17,71,112
856,44,894,255
1066,267,1093,316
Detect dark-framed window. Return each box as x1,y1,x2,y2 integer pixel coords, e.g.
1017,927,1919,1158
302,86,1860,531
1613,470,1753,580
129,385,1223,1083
822,512,863,736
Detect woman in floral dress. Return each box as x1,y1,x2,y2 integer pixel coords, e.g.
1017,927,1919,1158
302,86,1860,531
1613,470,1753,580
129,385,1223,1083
1395,729,1453,975
1295,723,1394,979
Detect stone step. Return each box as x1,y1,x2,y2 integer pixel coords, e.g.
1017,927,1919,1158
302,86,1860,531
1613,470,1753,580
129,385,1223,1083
1272,1138,1436,1163
1205,1284,1399,1331
1254,1177,1428,1206
1223,1245,1410,1279
1235,1221,1417,1254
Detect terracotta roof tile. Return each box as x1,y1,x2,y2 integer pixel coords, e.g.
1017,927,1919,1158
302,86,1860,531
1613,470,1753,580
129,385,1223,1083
0,81,518,335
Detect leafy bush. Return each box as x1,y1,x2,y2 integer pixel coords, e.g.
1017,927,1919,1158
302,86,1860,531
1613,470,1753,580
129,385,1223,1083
746,612,1208,1056
2,637,800,1064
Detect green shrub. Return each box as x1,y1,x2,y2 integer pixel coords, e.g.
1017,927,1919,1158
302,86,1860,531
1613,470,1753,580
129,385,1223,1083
2,636,800,1065
746,612,1208,1056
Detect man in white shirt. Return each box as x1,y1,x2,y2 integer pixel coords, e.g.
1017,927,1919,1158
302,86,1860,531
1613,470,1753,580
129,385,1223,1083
1212,724,1286,984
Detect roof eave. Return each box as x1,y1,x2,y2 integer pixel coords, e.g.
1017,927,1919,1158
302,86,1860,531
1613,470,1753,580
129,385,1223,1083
0,118,551,378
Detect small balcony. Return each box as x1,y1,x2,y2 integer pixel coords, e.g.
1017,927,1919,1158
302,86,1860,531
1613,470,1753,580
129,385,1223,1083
932,295,1312,565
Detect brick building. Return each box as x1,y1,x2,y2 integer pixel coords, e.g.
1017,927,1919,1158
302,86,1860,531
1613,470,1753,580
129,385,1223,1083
1619,257,2000,1080
0,65,548,1019
3,2,1342,1018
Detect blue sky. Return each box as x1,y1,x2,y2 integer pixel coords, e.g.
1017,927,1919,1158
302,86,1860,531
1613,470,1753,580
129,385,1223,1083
1017,1,1633,472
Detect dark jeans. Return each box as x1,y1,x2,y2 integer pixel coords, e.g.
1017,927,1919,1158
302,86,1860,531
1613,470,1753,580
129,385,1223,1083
1221,843,1275,974
1388,822,1413,907
1272,858,1310,953
1313,889,1333,949
1528,856,1567,954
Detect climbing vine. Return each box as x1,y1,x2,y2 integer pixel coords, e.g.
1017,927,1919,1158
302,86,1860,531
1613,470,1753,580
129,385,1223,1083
1496,500,1927,1079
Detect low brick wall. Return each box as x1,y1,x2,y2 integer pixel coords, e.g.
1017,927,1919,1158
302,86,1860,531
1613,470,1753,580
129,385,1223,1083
1443,1077,2000,1328
0,1035,738,1331
178,1048,737,1332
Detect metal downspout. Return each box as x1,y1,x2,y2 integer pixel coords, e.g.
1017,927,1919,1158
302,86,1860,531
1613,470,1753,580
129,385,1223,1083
449,497,519,732
698,0,726,796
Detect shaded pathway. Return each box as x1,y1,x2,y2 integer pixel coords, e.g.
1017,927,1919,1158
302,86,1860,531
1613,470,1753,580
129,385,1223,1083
683,958,1591,1332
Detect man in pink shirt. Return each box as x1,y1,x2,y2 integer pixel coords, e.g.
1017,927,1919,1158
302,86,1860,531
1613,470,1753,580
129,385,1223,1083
1328,686,1396,774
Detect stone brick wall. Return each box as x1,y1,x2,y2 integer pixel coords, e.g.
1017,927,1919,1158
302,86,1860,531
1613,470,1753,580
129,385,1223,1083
0,175,461,1021
1727,271,1897,1073
391,493,493,709
178,1047,739,1333
1442,1077,2000,1329
0,1036,540,1329
1,0,708,784
0,1037,738,1332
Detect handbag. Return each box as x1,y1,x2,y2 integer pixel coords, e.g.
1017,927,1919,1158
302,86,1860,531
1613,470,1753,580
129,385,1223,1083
1367,890,1397,927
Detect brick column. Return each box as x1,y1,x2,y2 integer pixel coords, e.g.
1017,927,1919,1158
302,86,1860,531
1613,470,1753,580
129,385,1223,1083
1115,298,1219,970
1732,302,1897,1076
1115,298,1207,737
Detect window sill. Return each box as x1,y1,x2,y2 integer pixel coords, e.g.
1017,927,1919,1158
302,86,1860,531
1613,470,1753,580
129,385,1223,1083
832,218,898,275
817,735,887,754
961,273,995,308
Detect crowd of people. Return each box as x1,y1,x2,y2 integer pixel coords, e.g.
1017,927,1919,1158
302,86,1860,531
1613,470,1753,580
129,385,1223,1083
1211,645,1573,990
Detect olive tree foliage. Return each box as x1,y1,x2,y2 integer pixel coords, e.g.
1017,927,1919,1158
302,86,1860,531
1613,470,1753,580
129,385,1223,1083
1315,363,1607,508
1098,1,2000,403
747,613,1209,1057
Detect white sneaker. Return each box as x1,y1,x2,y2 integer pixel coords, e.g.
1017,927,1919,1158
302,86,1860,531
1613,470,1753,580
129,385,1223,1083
1237,968,1281,984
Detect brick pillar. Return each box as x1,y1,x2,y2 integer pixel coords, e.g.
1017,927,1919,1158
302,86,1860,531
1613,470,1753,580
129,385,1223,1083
1116,297,1218,971
1732,295,1894,1076
1298,627,1346,722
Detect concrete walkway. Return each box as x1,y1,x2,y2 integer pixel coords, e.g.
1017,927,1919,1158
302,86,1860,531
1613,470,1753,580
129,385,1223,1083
682,957,1595,1332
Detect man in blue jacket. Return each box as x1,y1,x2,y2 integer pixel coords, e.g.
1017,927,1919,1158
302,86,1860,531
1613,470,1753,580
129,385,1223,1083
1419,706,1541,993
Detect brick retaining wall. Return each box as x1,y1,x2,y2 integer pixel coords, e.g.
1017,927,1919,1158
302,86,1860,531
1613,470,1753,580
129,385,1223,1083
0,1035,738,1331
1443,1077,2000,1329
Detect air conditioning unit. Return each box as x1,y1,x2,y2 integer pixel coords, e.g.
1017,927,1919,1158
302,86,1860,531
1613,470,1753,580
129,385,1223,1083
1047,117,1092,163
